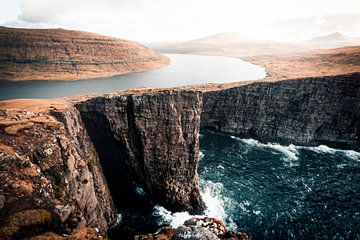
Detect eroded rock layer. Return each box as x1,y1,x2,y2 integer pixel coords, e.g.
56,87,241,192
201,73,360,150
0,27,170,81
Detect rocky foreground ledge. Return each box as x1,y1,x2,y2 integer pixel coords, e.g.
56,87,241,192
0,72,359,239
0,27,170,81
136,217,249,240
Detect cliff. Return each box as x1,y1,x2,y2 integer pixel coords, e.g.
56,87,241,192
0,27,170,81
0,89,205,239
201,73,360,150
76,90,205,214
1,71,359,238
0,100,116,239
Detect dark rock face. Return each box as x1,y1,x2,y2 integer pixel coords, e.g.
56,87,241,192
202,73,360,150
76,90,205,213
0,105,116,239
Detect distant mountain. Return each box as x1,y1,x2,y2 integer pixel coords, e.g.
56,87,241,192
149,31,360,57
304,32,360,48
306,32,357,42
191,32,257,44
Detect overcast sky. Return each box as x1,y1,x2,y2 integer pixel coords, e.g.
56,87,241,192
1,0,359,42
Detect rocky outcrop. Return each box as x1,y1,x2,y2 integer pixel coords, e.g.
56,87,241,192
136,217,249,240
0,27,170,81
76,89,205,213
201,73,360,150
0,103,116,239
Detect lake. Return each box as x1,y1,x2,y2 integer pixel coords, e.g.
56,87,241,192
0,54,266,101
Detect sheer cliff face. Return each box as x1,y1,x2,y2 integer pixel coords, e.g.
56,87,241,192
0,104,116,239
76,90,205,213
0,89,206,238
0,27,170,81
201,73,360,150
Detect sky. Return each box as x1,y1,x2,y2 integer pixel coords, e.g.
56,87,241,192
0,0,359,42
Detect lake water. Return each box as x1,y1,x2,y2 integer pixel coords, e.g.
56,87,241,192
0,54,265,101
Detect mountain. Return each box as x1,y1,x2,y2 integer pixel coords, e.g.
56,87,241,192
304,32,360,49
191,32,256,44
0,27,170,81
149,31,360,57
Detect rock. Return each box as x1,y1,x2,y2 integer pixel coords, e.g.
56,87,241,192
0,104,116,239
54,205,73,223
201,73,360,150
77,90,206,213
0,195,5,210
135,227,176,240
220,231,250,240
173,225,218,240
62,227,71,235
67,217,80,229
183,217,227,237
137,217,248,240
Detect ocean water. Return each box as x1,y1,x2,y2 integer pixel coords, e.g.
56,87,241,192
110,130,360,239
0,54,265,101
196,130,360,240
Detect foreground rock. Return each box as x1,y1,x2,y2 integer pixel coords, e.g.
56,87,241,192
0,26,170,81
136,217,249,240
0,100,116,239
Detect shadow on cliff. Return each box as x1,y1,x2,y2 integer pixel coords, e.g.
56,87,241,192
78,113,163,239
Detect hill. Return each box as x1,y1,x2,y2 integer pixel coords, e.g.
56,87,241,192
0,27,170,81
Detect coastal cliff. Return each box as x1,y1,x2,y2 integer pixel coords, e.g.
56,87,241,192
0,27,170,81
202,73,360,150
76,90,205,214
0,89,206,239
0,72,359,239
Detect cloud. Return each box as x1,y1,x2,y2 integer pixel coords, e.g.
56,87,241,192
18,0,72,23
1,0,360,41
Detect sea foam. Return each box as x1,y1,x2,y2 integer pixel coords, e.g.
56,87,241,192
153,180,236,229
231,136,299,166
230,136,360,163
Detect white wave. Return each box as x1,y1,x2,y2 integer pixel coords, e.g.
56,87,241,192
298,145,360,161
153,206,194,228
230,136,299,164
199,151,205,161
303,145,337,154
153,180,237,229
230,135,360,162
344,150,360,161
110,214,123,228
201,180,226,220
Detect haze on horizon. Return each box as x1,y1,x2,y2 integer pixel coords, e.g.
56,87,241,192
0,0,359,43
